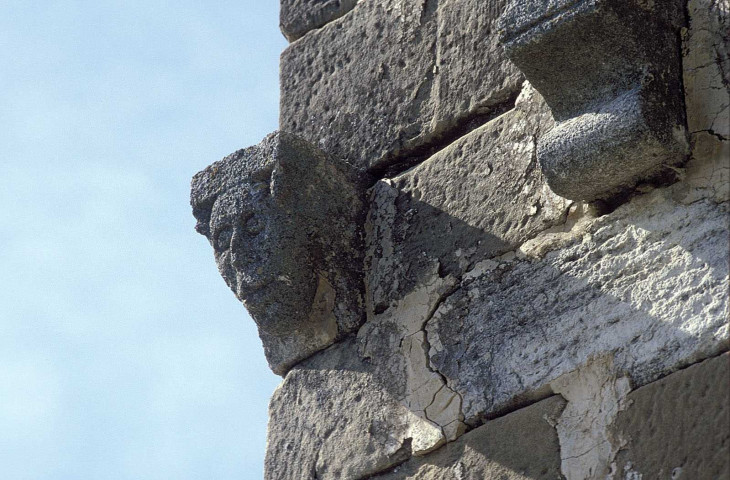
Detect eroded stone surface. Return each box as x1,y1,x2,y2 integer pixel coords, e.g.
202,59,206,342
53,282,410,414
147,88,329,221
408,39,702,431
265,338,415,480
265,273,465,480
280,0,359,42
371,396,566,480
191,132,368,375
280,0,522,173
497,0,689,201
366,83,571,311
612,353,730,479
426,162,729,425
683,0,730,139
550,356,632,480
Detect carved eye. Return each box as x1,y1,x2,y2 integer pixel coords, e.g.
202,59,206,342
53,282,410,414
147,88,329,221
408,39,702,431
215,226,233,251
245,215,264,235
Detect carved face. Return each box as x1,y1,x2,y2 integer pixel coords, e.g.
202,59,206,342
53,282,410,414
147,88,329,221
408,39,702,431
202,176,316,336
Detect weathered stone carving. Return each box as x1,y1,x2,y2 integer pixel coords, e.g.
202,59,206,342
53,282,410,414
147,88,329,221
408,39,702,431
191,132,368,375
497,0,689,201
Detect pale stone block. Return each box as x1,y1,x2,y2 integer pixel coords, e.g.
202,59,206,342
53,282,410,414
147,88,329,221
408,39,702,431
427,183,729,424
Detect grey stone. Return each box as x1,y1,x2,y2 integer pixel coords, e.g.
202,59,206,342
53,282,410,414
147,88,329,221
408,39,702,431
683,0,730,139
265,338,437,480
425,179,729,425
366,83,571,311
612,353,730,480
280,0,359,42
265,275,472,480
280,0,523,173
497,0,689,201
371,395,566,480
190,132,368,375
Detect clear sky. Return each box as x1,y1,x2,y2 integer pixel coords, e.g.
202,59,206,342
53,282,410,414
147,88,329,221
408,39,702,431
0,2,286,479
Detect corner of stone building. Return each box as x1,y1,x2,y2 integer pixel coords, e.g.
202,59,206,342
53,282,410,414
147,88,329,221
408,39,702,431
194,0,730,478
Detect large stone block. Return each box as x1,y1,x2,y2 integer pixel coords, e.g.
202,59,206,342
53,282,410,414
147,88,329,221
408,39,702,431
371,396,566,480
264,337,445,480
683,0,730,139
191,132,368,375
612,353,730,479
497,0,689,201
280,0,359,42
265,268,479,479
280,0,523,173
366,83,571,311
426,182,729,424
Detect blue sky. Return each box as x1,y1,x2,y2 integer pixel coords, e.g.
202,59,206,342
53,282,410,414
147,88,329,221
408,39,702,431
0,2,286,478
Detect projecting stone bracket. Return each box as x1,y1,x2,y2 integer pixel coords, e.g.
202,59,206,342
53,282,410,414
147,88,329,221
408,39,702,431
497,0,689,201
191,132,369,375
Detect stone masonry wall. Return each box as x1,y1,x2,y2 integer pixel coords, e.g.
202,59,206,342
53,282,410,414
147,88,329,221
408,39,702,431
193,0,729,478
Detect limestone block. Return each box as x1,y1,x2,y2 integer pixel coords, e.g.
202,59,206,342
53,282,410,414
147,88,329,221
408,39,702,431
280,0,523,173
190,132,368,375
280,0,359,42
366,83,571,311
612,353,730,479
371,396,566,480
497,0,689,201
264,336,445,480
683,0,730,139
426,180,729,424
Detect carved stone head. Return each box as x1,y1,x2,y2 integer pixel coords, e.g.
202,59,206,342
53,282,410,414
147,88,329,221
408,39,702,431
191,132,367,374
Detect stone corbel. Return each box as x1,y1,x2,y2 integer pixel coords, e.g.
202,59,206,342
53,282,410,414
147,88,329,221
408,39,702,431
497,0,689,201
191,132,369,375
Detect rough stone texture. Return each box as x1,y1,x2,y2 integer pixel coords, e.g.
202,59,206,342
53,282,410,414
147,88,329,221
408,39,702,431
358,271,466,454
203,0,730,475
264,338,442,480
280,0,523,173
677,0,730,207
190,132,368,375
370,396,566,480
497,0,689,201
280,0,359,42
265,274,469,480
683,0,730,140
612,353,730,480
366,82,571,311
426,153,729,425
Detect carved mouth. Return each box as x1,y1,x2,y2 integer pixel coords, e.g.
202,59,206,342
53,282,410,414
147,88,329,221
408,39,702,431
235,272,272,298
501,0,592,43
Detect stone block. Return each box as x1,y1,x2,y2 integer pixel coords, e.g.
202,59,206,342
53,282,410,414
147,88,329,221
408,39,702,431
371,396,566,480
683,0,730,138
280,0,359,42
366,83,571,311
264,337,443,480
280,0,523,173
425,181,729,424
612,353,730,479
497,0,689,201
265,271,476,479
190,132,368,375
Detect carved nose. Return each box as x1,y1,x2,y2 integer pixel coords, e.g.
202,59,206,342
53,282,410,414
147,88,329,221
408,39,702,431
230,228,264,270
230,229,250,268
